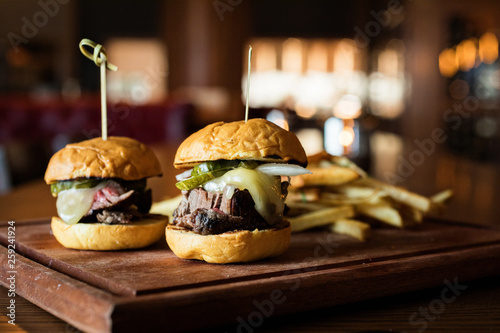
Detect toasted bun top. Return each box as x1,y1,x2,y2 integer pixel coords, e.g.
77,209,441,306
45,136,162,183
174,118,307,169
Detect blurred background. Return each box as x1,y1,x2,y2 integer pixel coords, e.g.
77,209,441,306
1,0,500,224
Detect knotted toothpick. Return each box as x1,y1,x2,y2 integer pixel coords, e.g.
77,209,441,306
79,38,117,140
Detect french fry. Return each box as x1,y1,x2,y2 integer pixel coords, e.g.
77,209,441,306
307,152,367,178
398,204,424,224
292,166,361,188
430,189,454,204
286,152,452,236
355,202,403,228
150,195,183,221
291,152,366,188
331,184,378,198
357,177,432,213
323,184,383,204
429,189,454,213
289,205,355,233
329,155,368,178
286,201,329,211
318,190,381,206
286,188,321,202
286,201,332,217
329,218,371,241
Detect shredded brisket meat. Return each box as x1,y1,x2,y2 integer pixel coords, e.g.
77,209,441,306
80,180,152,225
96,210,134,224
173,184,289,235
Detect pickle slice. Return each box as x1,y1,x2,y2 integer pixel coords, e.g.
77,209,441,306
192,160,259,177
175,169,230,191
178,160,261,191
237,160,259,170
50,178,147,197
192,160,239,176
50,178,103,197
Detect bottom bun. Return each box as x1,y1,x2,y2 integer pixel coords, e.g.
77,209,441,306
51,215,168,251
165,222,291,264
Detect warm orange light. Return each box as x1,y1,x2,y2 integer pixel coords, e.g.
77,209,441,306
295,128,324,156
439,32,498,78
254,40,277,72
266,109,289,130
378,49,399,77
333,94,362,119
282,38,303,73
242,37,369,110
456,39,477,71
333,39,356,72
107,38,167,104
339,125,355,147
479,32,499,64
439,48,458,77
307,40,328,72
274,119,289,131
295,103,317,119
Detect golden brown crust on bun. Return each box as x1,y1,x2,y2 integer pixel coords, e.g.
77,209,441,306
165,222,291,264
44,136,162,184
173,119,307,169
51,215,168,250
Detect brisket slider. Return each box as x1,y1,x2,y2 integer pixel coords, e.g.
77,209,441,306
45,136,168,250
167,118,310,263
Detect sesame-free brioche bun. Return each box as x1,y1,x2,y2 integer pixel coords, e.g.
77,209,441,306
51,215,168,250
165,222,291,264
44,136,162,184
173,119,307,169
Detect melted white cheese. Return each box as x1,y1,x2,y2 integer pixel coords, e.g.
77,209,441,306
203,168,284,224
56,182,107,225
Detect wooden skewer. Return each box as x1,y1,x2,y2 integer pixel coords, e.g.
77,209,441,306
79,39,117,140
245,45,252,123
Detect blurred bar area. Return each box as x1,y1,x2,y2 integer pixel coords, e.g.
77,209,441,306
2,0,500,225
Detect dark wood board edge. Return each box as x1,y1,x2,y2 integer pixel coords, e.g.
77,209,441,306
110,243,500,333
0,218,53,227
9,239,139,297
0,246,114,333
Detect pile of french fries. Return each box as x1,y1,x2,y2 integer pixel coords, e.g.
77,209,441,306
150,151,453,243
287,151,453,241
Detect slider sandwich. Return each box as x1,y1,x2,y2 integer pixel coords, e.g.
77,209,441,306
167,118,310,263
45,136,168,250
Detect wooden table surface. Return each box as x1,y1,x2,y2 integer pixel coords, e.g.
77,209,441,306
1,149,500,332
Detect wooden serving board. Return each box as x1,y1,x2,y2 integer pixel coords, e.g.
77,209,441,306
1,218,500,333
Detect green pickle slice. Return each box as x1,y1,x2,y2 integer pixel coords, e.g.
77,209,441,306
50,178,147,197
175,169,229,191
192,160,235,176
176,160,261,191
51,178,102,196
